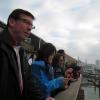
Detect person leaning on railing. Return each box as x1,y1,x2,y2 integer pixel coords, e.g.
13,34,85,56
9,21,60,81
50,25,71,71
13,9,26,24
31,43,69,99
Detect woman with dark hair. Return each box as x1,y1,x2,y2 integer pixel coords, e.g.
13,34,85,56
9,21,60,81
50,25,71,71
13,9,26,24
73,66,81,79
31,43,68,99
52,53,65,78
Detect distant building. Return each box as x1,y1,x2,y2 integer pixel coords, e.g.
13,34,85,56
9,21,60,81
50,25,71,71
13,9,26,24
95,60,100,66
82,64,94,74
65,54,77,65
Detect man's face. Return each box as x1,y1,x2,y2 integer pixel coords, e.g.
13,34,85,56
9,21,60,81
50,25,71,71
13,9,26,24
10,15,34,41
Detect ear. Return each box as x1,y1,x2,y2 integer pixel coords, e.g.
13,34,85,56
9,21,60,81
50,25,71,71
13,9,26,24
8,18,16,27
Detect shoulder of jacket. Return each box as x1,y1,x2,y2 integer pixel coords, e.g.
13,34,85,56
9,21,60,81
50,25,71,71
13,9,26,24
0,31,4,47
0,40,2,48
0,41,11,54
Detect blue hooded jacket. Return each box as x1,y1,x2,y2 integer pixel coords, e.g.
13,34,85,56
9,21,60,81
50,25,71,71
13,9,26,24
31,60,64,98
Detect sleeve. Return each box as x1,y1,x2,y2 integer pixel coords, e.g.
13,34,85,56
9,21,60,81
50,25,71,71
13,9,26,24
45,77,64,93
0,49,10,99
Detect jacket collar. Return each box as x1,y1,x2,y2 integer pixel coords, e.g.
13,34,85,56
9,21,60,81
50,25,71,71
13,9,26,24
0,27,19,47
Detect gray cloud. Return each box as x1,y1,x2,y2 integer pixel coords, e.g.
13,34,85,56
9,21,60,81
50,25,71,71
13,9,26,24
0,0,100,64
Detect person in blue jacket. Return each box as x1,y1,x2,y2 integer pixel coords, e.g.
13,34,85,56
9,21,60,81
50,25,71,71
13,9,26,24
31,43,68,99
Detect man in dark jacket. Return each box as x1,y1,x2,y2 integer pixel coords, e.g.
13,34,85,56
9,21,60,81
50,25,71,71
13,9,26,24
0,8,43,100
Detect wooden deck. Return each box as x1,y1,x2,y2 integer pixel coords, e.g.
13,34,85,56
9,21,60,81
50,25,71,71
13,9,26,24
55,75,82,100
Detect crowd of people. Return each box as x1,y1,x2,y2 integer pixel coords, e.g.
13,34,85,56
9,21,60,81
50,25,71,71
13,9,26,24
0,8,81,100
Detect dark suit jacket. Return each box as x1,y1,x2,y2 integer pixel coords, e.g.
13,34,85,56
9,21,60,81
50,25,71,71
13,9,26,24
0,28,43,100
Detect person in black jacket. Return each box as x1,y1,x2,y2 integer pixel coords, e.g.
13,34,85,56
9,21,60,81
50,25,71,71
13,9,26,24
0,8,47,100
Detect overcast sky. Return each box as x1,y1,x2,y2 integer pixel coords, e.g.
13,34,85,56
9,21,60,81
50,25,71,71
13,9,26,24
0,0,100,64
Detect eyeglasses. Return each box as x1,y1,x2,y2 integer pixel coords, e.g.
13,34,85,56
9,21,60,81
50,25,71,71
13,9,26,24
17,18,35,29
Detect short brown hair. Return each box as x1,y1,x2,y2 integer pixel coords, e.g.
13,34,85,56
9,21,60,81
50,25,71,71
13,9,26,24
7,8,35,26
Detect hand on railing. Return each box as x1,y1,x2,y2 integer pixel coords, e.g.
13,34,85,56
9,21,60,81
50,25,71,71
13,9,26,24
63,78,70,89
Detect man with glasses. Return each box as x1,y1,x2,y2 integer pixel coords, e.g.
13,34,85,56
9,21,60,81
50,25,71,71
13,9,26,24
0,8,54,100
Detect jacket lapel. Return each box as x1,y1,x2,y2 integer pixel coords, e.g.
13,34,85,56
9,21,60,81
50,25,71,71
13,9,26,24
0,43,19,82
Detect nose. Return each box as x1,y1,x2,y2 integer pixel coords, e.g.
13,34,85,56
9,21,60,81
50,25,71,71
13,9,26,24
28,25,32,31
27,25,33,32
28,24,35,31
